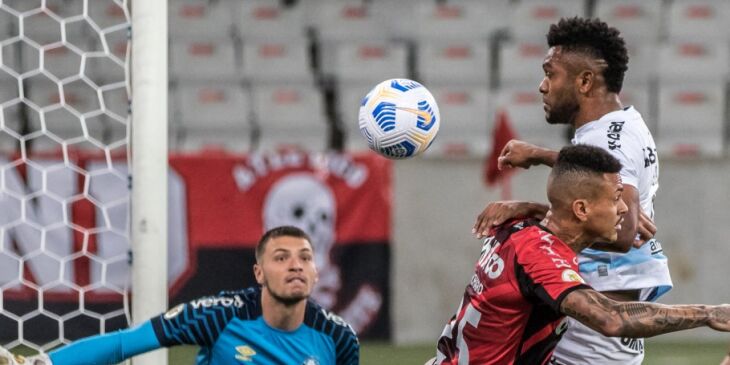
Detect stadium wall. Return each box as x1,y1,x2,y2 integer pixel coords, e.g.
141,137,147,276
392,157,730,344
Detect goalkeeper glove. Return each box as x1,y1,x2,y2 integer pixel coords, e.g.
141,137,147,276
0,347,52,365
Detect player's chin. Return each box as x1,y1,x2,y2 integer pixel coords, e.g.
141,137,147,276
284,287,311,301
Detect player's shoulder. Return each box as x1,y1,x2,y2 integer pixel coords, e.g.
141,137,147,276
304,301,359,342
510,223,574,258
165,286,262,320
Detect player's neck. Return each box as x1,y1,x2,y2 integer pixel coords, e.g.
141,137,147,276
261,289,307,331
574,92,623,129
542,214,595,253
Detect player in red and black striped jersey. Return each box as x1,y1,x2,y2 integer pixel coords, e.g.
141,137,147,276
429,145,730,365
435,218,589,365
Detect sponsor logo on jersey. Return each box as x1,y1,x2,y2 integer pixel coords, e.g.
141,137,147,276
235,345,256,362
321,308,358,336
561,269,585,283
163,303,185,319
301,358,320,365
190,295,244,310
607,121,625,150
620,337,645,353
539,233,572,269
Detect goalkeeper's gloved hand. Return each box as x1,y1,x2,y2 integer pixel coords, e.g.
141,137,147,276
0,347,52,365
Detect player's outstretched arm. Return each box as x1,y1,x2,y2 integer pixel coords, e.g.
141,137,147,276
0,321,161,365
561,288,730,338
472,200,549,238
498,140,558,170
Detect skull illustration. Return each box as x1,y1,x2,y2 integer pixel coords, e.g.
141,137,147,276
263,173,340,308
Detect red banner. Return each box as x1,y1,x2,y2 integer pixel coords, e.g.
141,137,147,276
171,150,392,248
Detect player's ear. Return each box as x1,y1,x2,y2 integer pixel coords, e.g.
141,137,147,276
253,263,264,285
572,199,589,222
576,70,594,94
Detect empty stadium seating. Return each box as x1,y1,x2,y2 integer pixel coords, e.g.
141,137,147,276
5,0,725,157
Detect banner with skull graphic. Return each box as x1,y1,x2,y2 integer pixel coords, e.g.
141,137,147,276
0,149,392,343
169,149,393,339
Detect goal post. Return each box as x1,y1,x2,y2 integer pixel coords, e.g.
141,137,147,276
130,0,168,364
0,0,168,363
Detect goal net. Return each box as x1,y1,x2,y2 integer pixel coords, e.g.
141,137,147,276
0,0,131,352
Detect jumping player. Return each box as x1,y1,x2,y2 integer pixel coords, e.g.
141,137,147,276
431,145,730,365
473,17,672,364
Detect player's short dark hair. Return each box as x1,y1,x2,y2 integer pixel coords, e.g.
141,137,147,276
256,226,313,262
547,17,629,93
554,144,622,176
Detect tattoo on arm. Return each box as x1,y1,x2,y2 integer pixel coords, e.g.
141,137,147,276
561,289,710,338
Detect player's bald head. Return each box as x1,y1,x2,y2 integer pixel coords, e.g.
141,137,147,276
547,144,622,211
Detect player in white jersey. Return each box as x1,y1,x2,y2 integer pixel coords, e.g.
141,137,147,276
472,17,672,364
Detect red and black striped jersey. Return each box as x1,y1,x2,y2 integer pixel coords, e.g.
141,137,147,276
435,219,590,365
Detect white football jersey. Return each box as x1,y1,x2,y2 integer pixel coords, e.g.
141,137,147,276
573,106,658,219
552,106,673,365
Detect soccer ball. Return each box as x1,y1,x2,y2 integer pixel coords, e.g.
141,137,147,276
358,78,440,159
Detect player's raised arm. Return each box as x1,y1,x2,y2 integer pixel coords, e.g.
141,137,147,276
472,200,549,238
498,139,558,170
560,288,730,338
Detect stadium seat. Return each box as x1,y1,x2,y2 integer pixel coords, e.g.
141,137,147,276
87,1,129,31
498,40,547,87
310,0,390,43
666,0,730,42
169,0,234,39
657,41,730,82
236,0,307,41
424,86,492,157
594,0,663,45
251,83,329,151
170,38,238,81
493,85,568,151
331,41,408,84
656,82,726,158
618,83,654,132
337,83,374,152
34,44,84,81
311,0,391,77
509,0,587,41
417,41,490,86
241,39,313,84
624,42,658,86
21,6,85,46
172,82,251,131
408,1,508,41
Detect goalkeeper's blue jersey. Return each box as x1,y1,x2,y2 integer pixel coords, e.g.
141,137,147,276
150,286,359,365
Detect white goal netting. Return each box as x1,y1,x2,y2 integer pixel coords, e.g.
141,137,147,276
0,0,131,351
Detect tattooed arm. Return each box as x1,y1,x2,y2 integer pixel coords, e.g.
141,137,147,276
560,289,730,338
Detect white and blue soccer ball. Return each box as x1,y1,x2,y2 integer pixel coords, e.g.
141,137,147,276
358,78,440,159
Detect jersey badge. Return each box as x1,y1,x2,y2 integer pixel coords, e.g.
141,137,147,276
235,345,256,362
163,304,184,319
561,269,585,283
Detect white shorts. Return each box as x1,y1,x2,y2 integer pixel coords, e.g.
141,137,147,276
550,318,644,365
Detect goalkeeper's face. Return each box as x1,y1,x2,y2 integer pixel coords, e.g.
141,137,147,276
254,235,319,305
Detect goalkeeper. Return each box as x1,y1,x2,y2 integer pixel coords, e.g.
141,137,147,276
0,226,359,365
